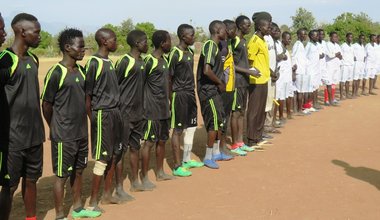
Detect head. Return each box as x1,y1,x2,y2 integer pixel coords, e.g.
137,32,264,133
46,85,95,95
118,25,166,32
223,19,237,39
270,22,280,40
252,11,272,24
329,32,339,43
95,28,117,52
127,30,148,53
235,15,251,35
317,29,325,42
281,31,291,46
152,30,171,53
346,33,353,44
297,28,307,42
209,20,227,41
252,12,272,36
58,28,85,61
11,13,41,48
358,34,365,45
377,35,380,44
177,24,195,46
308,30,318,43
369,34,376,43
0,13,7,46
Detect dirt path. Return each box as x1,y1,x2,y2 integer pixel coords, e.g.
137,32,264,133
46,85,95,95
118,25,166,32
8,59,380,219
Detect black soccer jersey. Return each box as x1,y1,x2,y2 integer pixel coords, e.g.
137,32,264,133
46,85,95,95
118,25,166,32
116,54,145,122
168,46,195,92
196,40,224,101
232,36,250,88
143,54,170,120
0,48,45,151
85,55,120,110
41,63,87,142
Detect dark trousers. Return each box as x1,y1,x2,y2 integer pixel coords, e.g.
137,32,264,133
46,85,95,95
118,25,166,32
247,82,268,144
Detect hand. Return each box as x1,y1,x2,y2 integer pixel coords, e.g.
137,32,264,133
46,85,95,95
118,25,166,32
282,53,288,60
292,64,297,71
354,56,357,62
248,68,261,78
319,53,325,59
217,83,226,92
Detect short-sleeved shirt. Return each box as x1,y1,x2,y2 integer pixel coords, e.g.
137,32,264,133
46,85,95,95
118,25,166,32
41,63,87,142
219,40,235,92
168,46,195,92
197,39,224,101
305,41,320,76
247,34,270,84
85,55,120,110
232,36,249,88
116,54,145,122
365,43,377,69
264,35,277,72
352,43,365,63
144,54,170,120
292,40,307,75
325,42,342,69
341,43,355,66
0,48,45,151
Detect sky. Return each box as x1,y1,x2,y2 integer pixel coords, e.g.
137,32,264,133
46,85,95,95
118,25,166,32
1,0,379,35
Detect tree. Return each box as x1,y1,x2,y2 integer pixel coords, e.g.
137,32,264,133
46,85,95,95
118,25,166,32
102,23,129,54
291,7,317,32
194,26,208,43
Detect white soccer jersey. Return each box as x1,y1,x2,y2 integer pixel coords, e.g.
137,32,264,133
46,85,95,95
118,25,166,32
325,41,342,69
353,43,365,63
292,40,307,75
264,35,277,72
341,42,355,66
305,41,320,76
365,43,377,69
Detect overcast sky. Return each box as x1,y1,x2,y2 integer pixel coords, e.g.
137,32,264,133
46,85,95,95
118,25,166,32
2,0,379,35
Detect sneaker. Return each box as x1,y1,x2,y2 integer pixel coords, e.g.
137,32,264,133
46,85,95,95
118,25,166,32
72,209,101,218
302,109,310,115
308,107,318,112
240,144,255,152
172,166,192,177
230,147,247,156
212,152,234,161
182,160,204,169
203,159,219,169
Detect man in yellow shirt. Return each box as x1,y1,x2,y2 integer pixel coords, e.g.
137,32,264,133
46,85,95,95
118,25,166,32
246,12,272,147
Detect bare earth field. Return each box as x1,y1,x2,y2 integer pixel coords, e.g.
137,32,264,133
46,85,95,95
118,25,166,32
8,58,380,219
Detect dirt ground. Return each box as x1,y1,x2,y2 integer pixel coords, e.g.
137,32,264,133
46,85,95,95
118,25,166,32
7,58,380,219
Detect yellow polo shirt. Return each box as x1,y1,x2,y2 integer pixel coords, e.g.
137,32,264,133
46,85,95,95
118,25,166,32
247,34,270,84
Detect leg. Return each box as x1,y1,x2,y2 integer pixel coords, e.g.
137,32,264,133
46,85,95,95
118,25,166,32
129,148,144,191
22,178,38,218
53,176,68,219
0,185,17,220
101,156,121,204
171,129,183,169
231,111,240,144
140,141,156,190
278,100,284,120
114,151,135,200
326,85,334,105
89,160,106,208
345,81,351,98
156,140,174,181
70,169,84,210
339,82,344,99
286,97,292,119
362,79,367,95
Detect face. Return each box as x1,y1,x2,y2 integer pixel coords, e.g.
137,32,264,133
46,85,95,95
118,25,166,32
377,36,380,44
260,20,271,36
67,37,85,61
271,26,280,40
106,32,117,52
346,34,353,44
310,31,318,42
331,33,339,43
318,31,325,41
0,16,7,46
299,30,307,41
370,35,376,43
218,24,227,41
226,25,237,39
358,35,365,44
137,35,148,54
162,33,172,53
23,21,41,48
182,28,195,46
282,33,291,46
239,19,251,35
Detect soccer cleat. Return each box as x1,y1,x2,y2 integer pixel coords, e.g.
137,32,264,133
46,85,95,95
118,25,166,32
240,144,255,152
203,159,219,169
72,209,101,218
308,107,319,112
182,160,204,169
172,166,192,177
212,152,234,161
231,147,247,156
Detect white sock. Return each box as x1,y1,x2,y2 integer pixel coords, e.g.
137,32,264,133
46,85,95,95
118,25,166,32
212,140,220,155
205,147,213,160
183,127,196,162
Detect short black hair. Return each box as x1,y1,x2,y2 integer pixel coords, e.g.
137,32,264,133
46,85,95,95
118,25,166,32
329,31,338,37
223,19,236,30
308,29,318,38
127,30,146,47
152,30,169,48
95,28,115,46
177,24,194,39
317,29,324,33
369,34,376,39
271,22,279,29
235,15,250,28
209,20,223,35
11,13,38,27
358,33,365,38
297,28,307,36
346,32,353,38
282,31,291,38
58,28,83,52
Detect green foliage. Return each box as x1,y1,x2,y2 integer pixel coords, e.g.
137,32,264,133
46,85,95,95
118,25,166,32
135,22,156,52
194,26,208,43
291,7,317,32
38,30,53,49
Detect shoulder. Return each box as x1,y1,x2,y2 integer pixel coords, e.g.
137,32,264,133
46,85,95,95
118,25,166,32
0,49,14,68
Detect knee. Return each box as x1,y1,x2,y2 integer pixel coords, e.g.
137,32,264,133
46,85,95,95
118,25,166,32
93,161,107,176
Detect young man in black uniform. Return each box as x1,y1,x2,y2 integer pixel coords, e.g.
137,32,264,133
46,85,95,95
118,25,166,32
197,20,231,169
230,15,258,153
41,28,101,219
140,30,174,189
115,30,148,195
85,28,122,210
169,24,204,177
0,13,45,220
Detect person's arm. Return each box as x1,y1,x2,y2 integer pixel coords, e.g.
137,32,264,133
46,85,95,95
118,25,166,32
84,58,98,119
247,36,262,77
202,41,225,92
168,49,179,104
42,101,53,125
41,66,60,126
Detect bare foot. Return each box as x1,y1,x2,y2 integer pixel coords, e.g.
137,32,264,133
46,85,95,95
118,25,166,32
115,186,135,201
101,195,122,205
140,174,156,191
156,170,175,181
130,180,145,192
